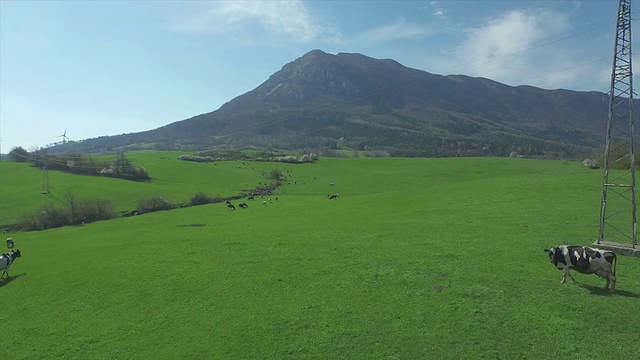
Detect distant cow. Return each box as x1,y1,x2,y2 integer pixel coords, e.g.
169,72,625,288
0,249,22,279
227,203,236,210
6,238,14,249
239,203,248,209
544,245,617,290
328,193,340,199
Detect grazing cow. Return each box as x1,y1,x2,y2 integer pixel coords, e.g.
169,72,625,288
262,200,267,205
6,238,14,249
0,249,22,279
544,245,617,290
227,203,236,210
239,203,248,209
328,193,340,199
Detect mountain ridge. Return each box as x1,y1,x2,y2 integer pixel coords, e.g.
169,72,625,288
47,49,627,158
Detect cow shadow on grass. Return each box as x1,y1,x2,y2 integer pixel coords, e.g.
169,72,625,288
579,283,640,299
0,273,26,288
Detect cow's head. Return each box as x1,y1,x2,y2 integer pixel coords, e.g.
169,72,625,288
12,249,21,258
544,247,565,267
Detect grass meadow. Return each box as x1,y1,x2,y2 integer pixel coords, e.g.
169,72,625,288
1,154,639,359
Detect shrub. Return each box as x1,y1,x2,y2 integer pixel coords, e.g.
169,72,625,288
179,155,215,163
137,195,174,214
74,199,117,223
268,169,284,181
101,154,151,181
583,158,600,169
17,198,117,231
190,192,216,206
18,203,70,231
365,150,391,158
8,147,30,162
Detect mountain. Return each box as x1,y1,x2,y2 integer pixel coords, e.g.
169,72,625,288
49,49,630,158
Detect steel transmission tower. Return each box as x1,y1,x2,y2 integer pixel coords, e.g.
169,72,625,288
598,0,637,250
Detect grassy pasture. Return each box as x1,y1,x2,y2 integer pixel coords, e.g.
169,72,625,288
2,155,640,359
0,152,286,225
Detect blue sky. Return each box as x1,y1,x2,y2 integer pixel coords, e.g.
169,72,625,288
0,0,635,153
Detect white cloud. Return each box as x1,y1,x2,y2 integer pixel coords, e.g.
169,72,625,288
170,0,335,43
447,9,584,89
429,0,445,18
355,19,434,44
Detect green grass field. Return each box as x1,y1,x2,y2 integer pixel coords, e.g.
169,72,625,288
1,155,639,359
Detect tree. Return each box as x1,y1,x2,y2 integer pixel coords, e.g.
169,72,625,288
8,146,30,162
268,168,284,181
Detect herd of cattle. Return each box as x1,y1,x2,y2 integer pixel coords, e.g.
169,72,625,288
0,183,622,293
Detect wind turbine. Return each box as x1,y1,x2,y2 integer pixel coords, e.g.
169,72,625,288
59,128,70,143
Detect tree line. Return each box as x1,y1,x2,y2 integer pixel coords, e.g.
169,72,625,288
7,147,150,181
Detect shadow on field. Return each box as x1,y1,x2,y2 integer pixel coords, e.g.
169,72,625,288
0,273,26,288
580,283,640,299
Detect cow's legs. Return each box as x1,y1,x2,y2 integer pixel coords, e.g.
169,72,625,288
561,268,576,283
609,274,616,291
0,269,6,279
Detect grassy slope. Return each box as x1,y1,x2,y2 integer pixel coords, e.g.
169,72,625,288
0,152,286,225
2,156,639,359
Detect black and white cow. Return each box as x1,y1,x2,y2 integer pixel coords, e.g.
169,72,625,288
544,245,617,290
0,249,22,279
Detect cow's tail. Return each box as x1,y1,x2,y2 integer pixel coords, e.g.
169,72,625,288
613,252,617,277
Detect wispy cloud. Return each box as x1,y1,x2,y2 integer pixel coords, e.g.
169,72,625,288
354,19,434,44
170,0,337,43
446,9,595,89
429,0,446,19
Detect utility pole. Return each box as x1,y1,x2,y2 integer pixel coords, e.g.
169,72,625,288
597,0,638,254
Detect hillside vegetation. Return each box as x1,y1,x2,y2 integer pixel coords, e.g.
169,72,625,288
1,154,639,359
0,152,286,226
47,50,623,158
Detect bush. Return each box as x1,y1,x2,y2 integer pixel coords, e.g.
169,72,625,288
190,192,216,206
74,199,117,223
17,198,117,231
8,147,30,162
268,169,284,181
18,203,69,231
583,158,599,169
365,150,391,158
137,195,174,214
179,155,215,163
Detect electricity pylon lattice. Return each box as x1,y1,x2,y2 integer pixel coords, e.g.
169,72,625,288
598,0,637,251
